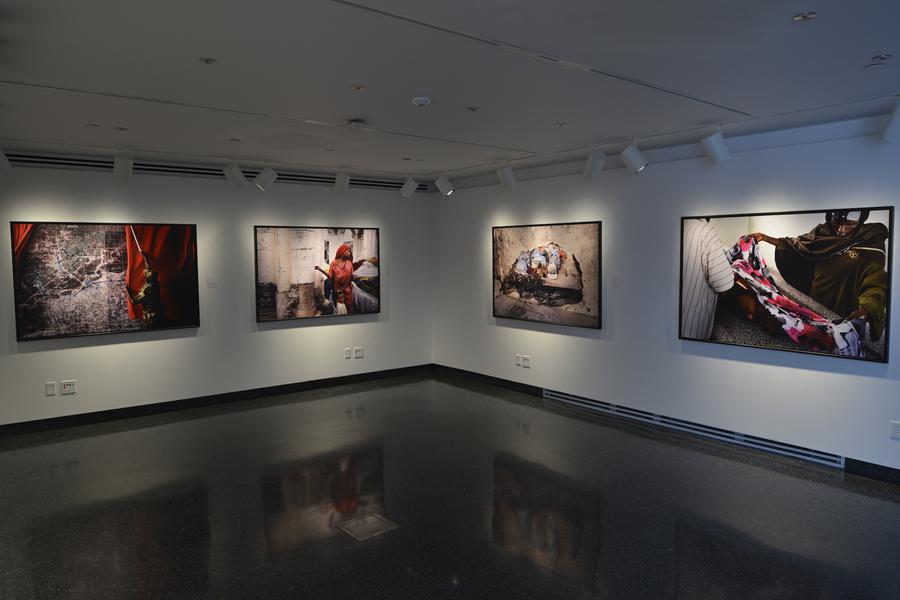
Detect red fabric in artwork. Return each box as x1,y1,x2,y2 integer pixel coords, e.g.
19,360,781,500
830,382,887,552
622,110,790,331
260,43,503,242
11,223,34,276
125,225,199,324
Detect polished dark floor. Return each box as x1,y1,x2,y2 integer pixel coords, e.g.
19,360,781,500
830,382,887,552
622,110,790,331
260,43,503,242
1,374,899,599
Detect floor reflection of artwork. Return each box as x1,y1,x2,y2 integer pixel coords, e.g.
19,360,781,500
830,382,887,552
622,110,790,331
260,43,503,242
28,485,210,599
492,222,601,328
255,226,380,322
11,222,200,341
492,455,602,593
676,521,874,599
680,208,892,361
261,447,384,556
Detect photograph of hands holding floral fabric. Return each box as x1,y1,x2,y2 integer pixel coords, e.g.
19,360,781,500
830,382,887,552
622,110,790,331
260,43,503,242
680,208,892,362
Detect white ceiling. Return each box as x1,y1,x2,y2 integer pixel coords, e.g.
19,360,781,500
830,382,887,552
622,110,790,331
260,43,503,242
0,0,897,179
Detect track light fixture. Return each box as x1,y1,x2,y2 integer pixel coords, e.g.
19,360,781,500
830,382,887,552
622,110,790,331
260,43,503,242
435,176,455,197
884,100,900,142
255,167,278,191
619,143,647,174
223,164,247,189
0,147,10,173
497,165,517,189
583,149,606,179
334,173,350,194
400,178,418,199
114,155,133,181
700,131,731,164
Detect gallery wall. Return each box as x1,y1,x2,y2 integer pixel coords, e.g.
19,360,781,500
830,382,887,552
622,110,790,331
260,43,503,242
0,168,434,425
432,134,900,470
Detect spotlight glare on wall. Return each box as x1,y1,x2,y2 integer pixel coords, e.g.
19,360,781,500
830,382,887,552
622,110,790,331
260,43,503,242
400,178,418,199
0,147,10,173
435,176,455,196
700,131,731,164
884,100,900,142
619,144,647,174
497,165,517,189
583,150,606,179
255,166,278,191
334,173,350,194
113,155,133,181
223,164,247,189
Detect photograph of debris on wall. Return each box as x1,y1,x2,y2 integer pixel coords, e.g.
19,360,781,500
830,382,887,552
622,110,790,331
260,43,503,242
255,226,380,322
492,221,601,328
10,222,200,341
680,207,892,362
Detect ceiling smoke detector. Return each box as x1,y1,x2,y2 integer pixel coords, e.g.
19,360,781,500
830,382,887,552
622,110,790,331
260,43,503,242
792,11,816,23
411,96,432,107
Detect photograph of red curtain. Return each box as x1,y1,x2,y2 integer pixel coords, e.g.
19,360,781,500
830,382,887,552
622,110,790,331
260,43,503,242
11,223,34,277
125,224,199,326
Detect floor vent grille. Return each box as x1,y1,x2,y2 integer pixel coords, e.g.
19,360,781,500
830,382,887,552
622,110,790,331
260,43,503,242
6,151,432,192
542,389,845,468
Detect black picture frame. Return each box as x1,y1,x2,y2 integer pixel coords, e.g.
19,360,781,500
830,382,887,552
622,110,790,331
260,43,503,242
253,225,381,323
678,206,893,363
10,221,201,342
492,220,602,329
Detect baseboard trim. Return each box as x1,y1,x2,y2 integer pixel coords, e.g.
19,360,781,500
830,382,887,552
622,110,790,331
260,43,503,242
0,364,434,437
3,362,898,488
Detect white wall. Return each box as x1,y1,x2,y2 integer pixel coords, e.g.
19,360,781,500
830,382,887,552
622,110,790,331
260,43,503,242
433,135,900,470
0,168,433,425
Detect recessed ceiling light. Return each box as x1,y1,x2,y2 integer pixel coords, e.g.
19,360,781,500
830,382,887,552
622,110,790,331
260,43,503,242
466,106,480,112
411,96,432,107
198,57,218,64
792,11,816,23
350,84,367,92
553,121,568,127
228,137,241,142
113,126,128,132
85,123,101,128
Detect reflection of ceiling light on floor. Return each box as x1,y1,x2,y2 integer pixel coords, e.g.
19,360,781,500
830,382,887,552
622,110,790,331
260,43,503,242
792,11,816,22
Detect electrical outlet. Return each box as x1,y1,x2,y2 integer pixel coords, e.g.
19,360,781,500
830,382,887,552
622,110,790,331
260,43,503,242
344,347,352,360
60,380,77,395
521,355,531,369
515,353,522,366
354,347,364,359
45,382,57,396
891,420,900,440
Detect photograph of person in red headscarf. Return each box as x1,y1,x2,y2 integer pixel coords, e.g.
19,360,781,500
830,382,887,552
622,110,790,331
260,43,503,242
10,222,200,341
254,226,380,322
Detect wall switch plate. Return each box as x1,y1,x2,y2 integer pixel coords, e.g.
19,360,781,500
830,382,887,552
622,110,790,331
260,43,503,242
344,347,352,359
515,353,522,366
521,355,531,369
61,380,77,395
891,420,900,440
354,347,364,359
45,382,57,396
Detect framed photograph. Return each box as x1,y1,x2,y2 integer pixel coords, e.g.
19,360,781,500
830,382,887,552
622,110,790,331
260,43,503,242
492,221,601,328
10,222,200,341
254,226,380,322
679,207,892,362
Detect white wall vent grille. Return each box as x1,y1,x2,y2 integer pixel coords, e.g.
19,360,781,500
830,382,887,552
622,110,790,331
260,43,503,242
5,151,432,192
542,389,845,468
